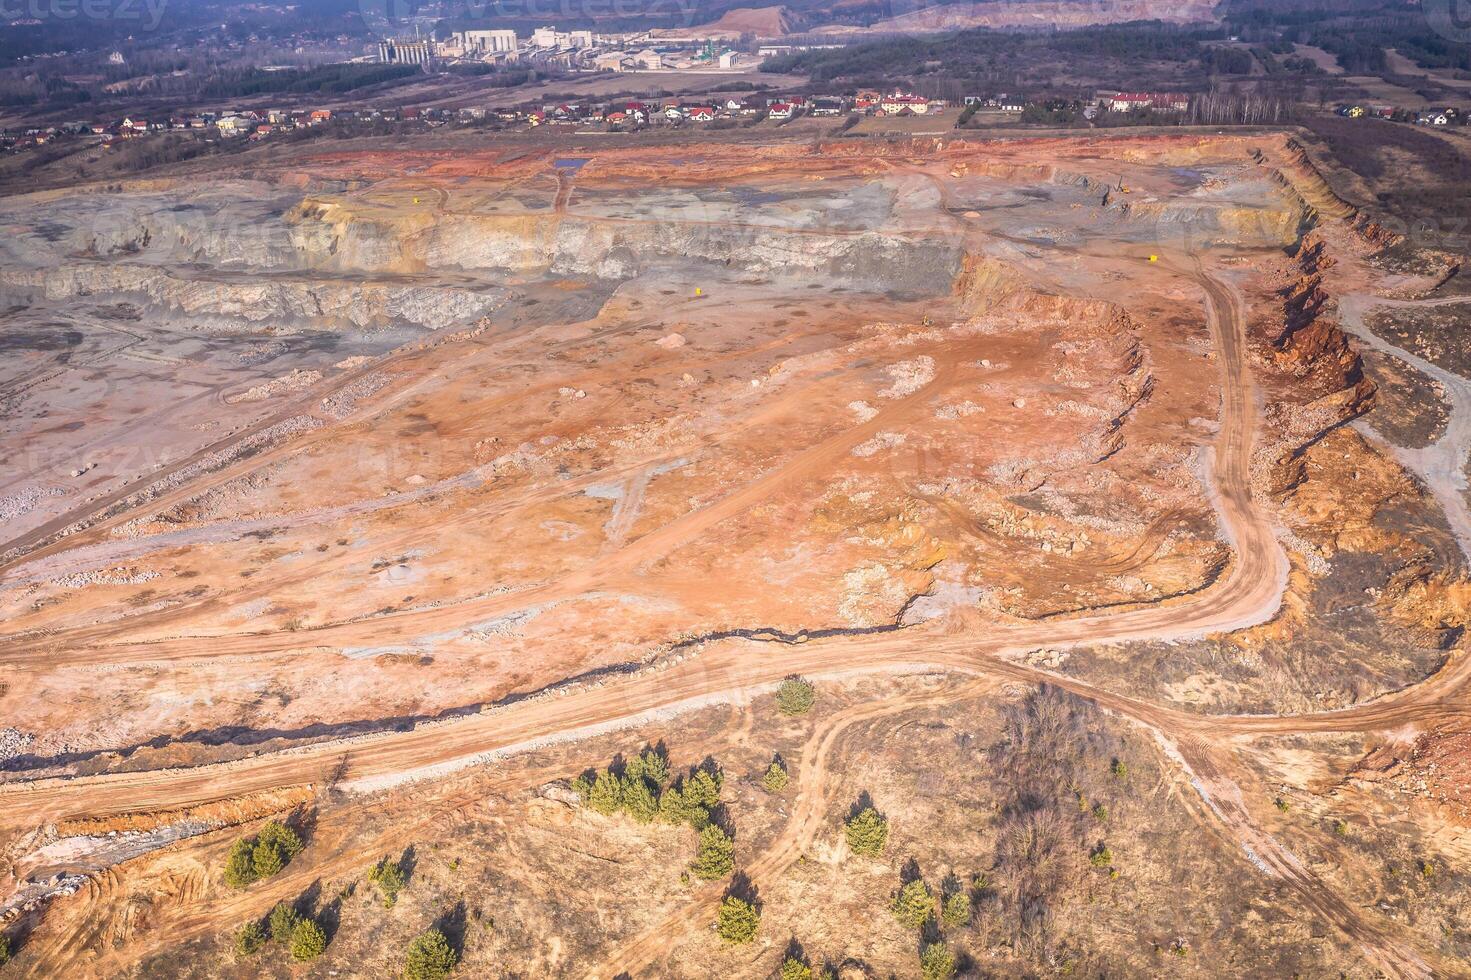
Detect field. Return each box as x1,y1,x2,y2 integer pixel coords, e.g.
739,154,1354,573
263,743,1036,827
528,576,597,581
0,128,1469,978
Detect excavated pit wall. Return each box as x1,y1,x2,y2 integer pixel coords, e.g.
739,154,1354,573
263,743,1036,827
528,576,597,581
0,185,968,331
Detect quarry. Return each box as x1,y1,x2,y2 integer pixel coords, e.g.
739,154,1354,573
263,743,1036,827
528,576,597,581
1,131,1470,978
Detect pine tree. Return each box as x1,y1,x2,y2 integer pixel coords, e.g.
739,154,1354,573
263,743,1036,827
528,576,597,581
257,821,303,860
621,775,659,823
587,770,623,815
234,920,267,956
658,785,689,824
268,902,301,943
844,806,889,857
776,678,815,715
691,825,735,880
625,748,669,786
919,941,956,980
940,890,970,928
684,768,721,809
223,837,258,888
715,895,760,944
369,857,407,908
891,879,935,930
289,918,327,961
403,928,458,980
780,956,813,980
252,837,286,879
761,759,789,792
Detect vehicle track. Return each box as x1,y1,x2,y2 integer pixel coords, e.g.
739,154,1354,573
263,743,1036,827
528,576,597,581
589,680,999,978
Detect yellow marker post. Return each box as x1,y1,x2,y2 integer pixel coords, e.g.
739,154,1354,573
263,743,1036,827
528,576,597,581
413,196,420,204
695,287,703,297
1148,254,1158,262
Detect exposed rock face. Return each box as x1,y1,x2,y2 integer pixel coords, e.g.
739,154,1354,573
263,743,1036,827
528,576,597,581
0,179,964,332
0,262,507,332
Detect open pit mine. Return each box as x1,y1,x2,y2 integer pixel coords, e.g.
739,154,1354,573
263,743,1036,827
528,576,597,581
1,133,1469,978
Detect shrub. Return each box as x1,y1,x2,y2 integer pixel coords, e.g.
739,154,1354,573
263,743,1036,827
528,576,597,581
1333,819,1349,836
268,902,301,943
289,918,327,961
919,941,956,980
621,775,659,823
369,858,408,908
715,895,760,944
234,920,267,957
776,678,816,716
1110,758,1128,779
403,928,458,980
844,806,889,857
587,770,623,815
0,934,9,966
780,955,813,980
761,760,789,792
940,890,971,928
224,838,258,889
1090,845,1113,868
692,825,735,880
1091,802,1108,823
1273,797,1290,813
891,879,934,930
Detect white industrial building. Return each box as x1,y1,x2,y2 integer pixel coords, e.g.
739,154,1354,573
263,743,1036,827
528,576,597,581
530,27,594,49
455,29,517,54
377,38,433,66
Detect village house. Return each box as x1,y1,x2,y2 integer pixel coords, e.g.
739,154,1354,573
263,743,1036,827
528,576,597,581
878,93,929,115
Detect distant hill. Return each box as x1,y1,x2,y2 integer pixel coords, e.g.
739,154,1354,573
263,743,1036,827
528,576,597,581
690,0,1218,37
852,0,1218,32
699,5,800,35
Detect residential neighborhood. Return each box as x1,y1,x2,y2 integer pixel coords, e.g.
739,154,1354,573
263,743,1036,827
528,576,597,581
4,80,1467,156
